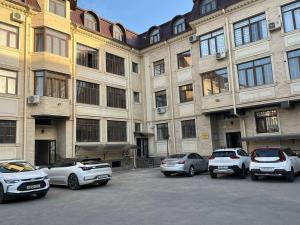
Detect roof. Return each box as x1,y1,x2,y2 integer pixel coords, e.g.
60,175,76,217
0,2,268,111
8,0,41,11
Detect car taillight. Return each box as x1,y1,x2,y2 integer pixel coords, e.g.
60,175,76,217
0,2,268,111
279,151,286,162
208,155,215,160
251,151,257,162
177,160,185,164
80,167,92,171
230,155,240,160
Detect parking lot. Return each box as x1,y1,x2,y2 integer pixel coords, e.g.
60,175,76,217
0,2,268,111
1,168,300,225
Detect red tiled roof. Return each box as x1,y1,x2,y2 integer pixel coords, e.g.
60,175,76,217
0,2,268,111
8,0,41,11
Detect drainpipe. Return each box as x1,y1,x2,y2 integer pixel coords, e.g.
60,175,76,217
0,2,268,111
71,26,76,158
166,41,177,154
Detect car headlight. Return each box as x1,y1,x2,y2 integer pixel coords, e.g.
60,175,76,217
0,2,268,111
4,179,20,184
43,175,49,180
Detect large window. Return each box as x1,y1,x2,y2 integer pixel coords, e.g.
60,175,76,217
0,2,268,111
238,57,273,88
106,53,125,76
155,90,167,108
181,120,196,139
107,86,126,109
0,120,16,144
202,68,228,96
234,14,268,47
76,80,99,105
84,13,97,31
255,110,279,133
34,71,68,99
35,28,68,57
200,0,217,15
200,29,225,57
76,44,98,69
282,1,300,33
174,18,185,34
107,121,127,142
177,51,191,69
179,84,193,103
150,28,160,44
0,69,17,95
157,123,169,141
288,49,300,80
154,60,165,76
113,25,124,42
0,23,18,48
76,119,100,142
49,0,66,17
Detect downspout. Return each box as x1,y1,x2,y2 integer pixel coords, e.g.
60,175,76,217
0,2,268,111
71,26,76,158
166,41,177,154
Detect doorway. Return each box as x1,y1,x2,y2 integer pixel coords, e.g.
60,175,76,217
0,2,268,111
35,140,56,166
226,132,242,148
136,138,149,158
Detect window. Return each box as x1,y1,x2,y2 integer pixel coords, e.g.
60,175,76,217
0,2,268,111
76,44,98,69
238,57,273,88
0,23,18,48
234,14,268,47
84,13,97,31
76,80,99,105
107,86,126,109
179,84,193,103
288,49,300,80
153,60,165,76
200,0,217,15
0,69,17,95
174,18,185,34
34,71,68,99
76,119,100,142
106,53,125,76
133,91,140,103
135,123,141,132
155,90,167,108
181,120,196,139
255,110,279,133
157,123,169,141
107,121,127,142
113,25,124,41
200,29,225,57
132,62,139,73
202,68,229,96
177,51,191,69
150,28,160,44
0,120,16,144
282,1,300,33
35,28,68,57
49,0,66,17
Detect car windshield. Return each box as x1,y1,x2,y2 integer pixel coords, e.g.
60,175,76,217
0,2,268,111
0,162,35,173
213,151,236,157
80,159,103,165
168,154,186,159
254,149,280,157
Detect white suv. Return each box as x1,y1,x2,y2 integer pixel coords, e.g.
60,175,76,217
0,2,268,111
0,160,50,203
250,147,300,182
208,148,250,179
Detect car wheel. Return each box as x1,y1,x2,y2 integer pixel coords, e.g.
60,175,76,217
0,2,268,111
36,191,48,198
251,172,258,181
239,165,246,179
163,172,171,177
68,174,81,190
210,170,217,179
188,166,195,177
0,185,6,204
99,180,109,186
286,168,295,183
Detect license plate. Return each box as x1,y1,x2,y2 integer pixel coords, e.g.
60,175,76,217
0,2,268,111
218,166,228,170
26,184,41,190
97,175,108,180
260,167,274,172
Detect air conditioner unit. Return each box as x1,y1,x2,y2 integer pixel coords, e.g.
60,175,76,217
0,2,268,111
189,34,198,43
27,95,40,104
268,21,281,31
216,51,227,60
157,107,167,114
11,12,25,23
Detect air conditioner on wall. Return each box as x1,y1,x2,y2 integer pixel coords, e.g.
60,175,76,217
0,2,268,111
189,34,198,43
157,107,167,114
268,21,281,31
11,12,25,23
216,51,227,60
27,95,40,104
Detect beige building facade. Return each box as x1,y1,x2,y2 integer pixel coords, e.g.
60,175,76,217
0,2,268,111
0,0,300,168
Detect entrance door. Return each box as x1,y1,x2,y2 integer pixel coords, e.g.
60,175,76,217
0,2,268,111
226,132,242,148
136,138,149,158
35,140,56,166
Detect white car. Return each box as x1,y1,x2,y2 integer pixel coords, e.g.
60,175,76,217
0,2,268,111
250,147,300,182
208,148,250,179
41,158,112,190
0,160,50,204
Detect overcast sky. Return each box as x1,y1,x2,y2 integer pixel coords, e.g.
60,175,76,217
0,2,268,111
77,0,193,33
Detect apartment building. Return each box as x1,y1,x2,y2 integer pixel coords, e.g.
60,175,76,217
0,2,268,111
0,0,300,168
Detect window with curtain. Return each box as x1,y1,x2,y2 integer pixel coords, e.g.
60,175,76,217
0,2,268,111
0,23,19,48
0,69,17,95
49,0,66,17
288,49,300,80
282,1,300,33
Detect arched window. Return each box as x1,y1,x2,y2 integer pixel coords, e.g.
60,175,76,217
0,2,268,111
113,25,124,42
84,13,97,31
150,28,160,44
200,0,217,15
174,18,185,34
